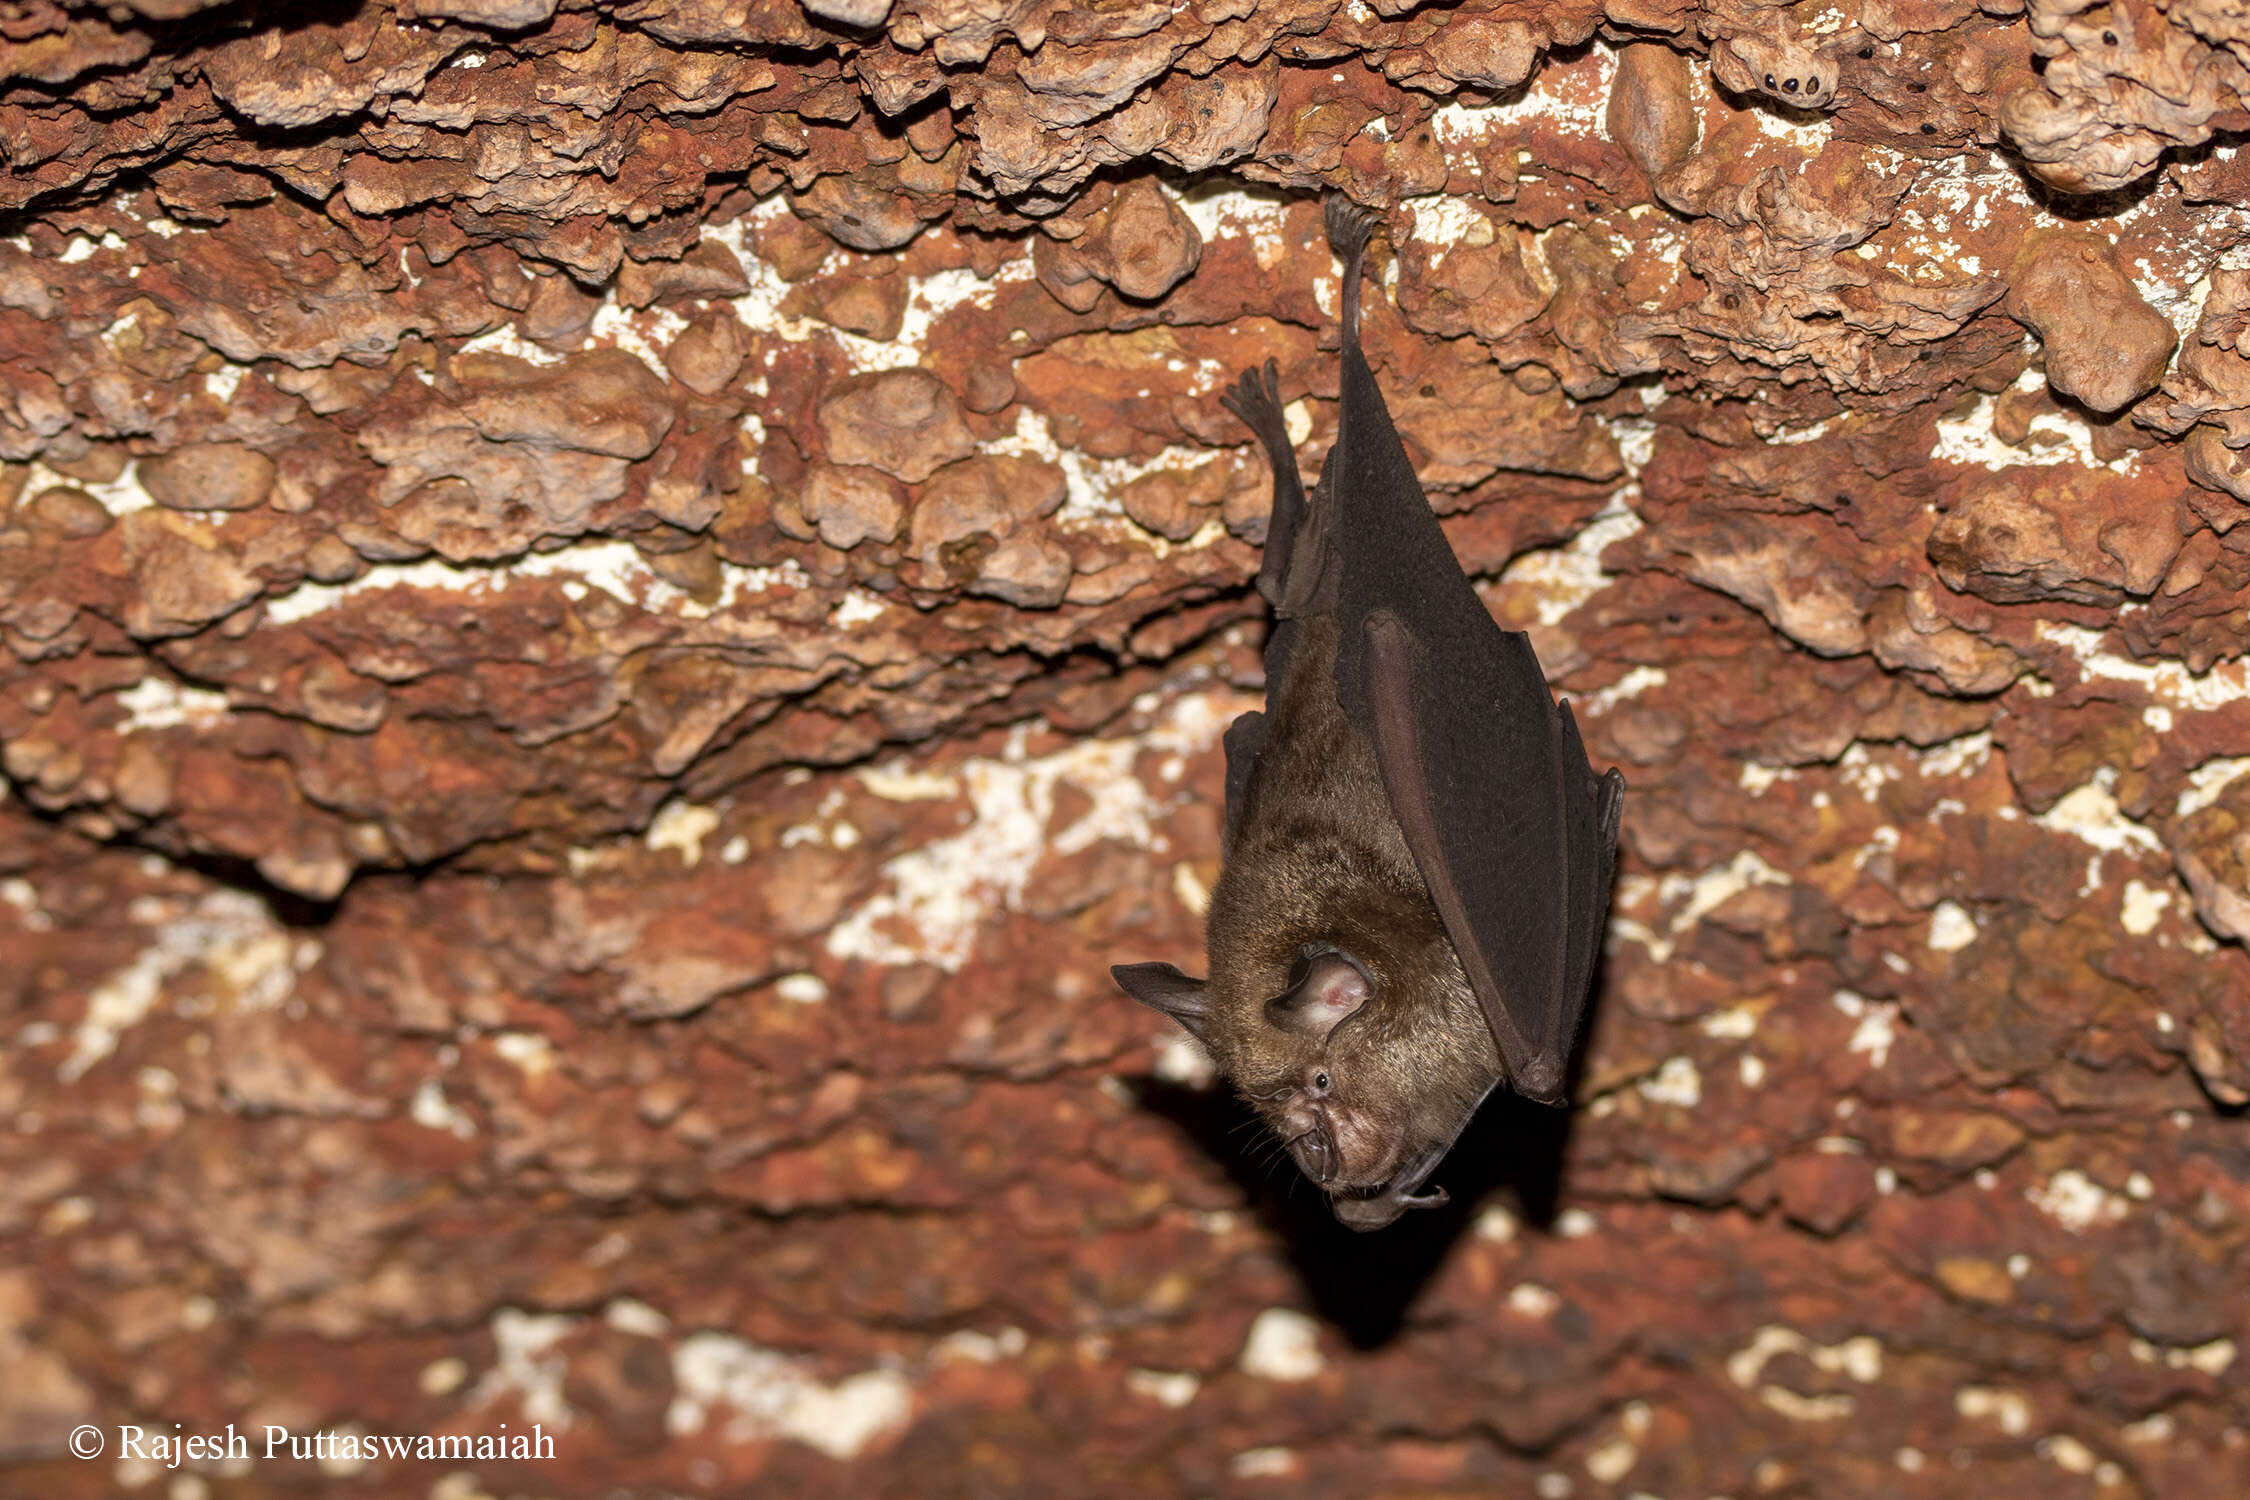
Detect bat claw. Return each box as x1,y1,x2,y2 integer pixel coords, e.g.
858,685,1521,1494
1324,194,1380,260
1328,1180,1448,1232
1221,362,1293,465
1326,1166,1451,1231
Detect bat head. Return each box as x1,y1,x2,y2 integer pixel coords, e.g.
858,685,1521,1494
1223,914,1497,1199
1237,945,1378,1187
1113,894,1499,1219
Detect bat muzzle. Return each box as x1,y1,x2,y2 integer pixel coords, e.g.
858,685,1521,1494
1288,1123,1341,1184
1324,1137,1456,1231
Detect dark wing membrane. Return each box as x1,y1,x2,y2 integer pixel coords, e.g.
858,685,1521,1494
1220,708,1268,854
1219,360,1310,616
1561,736,1627,1028
1218,360,1315,856
1326,342,1621,1104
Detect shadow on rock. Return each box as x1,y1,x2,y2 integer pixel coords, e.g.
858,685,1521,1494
1128,1075,1577,1349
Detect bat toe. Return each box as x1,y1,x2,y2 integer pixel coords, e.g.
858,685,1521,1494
1323,194,1379,259
1327,1178,1448,1232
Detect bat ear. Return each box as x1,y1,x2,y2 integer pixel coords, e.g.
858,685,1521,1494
1111,962,1211,1041
1265,951,1369,1040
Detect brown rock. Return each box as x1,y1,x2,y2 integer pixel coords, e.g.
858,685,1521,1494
2007,231,2178,414
799,463,907,549
121,512,260,637
1867,584,2025,696
1032,234,1106,314
0,1321,95,1459
299,658,390,733
804,0,893,28
1709,27,1842,111
1396,215,1549,344
562,1324,675,1452
761,841,873,939
2185,1010,2250,1105
791,172,928,252
257,829,352,901
617,238,751,308
1928,469,2181,606
357,349,676,559
904,453,1072,605
1607,702,1687,764
911,454,1067,551
1427,17,1539,92
303,532,363,583
880,963,943,1019
818,368,975,482
1935,1255,2016,1305
47,442,127,483
522,273,602,346
1999,2,2232,193
1888,1110,2026,1169
452,348,676,460
113,736,174,817
664,310,749,396
138,443,277,511
2185,428,2250,512
810,268,909,340
1671,523,1872,656
1772,1150,1875,1235
2148,267,2250,449
970,531,1073,608
22,485,112,538
2175,780,2250,947
756,207,837,280
1120,460,1227,541
1607,43,1698,183
1096,178,1201,302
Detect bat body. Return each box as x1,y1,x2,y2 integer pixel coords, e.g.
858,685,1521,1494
1114,200,1625,1230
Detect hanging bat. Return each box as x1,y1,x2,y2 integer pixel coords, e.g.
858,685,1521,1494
1113,199,1625,1231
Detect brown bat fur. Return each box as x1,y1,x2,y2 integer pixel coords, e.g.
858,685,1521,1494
1111,196,1614,1228
1202,612,1501,1191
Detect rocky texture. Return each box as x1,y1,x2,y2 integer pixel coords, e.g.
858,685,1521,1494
5,3,2250,1498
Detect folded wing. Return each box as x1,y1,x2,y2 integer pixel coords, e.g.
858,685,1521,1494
1326,340,1623,1105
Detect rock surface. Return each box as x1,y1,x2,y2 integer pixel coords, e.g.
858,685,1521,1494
4,3,2250,1498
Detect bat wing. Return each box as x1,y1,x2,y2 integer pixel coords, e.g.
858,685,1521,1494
1217,361,1314,855
1326,341,1624,1105
1220,708,1267,853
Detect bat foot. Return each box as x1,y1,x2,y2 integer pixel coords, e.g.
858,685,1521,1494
1323,195,1379,261
1322,197,1383,346
1327,1175,1450,1232
1220,359,1292,466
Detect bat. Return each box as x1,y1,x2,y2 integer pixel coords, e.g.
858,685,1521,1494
1113,199,1625,1231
